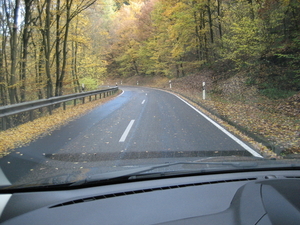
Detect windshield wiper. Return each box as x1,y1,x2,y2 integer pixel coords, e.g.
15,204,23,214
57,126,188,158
0,181,77,193
2,159,299,192
70,161,259,187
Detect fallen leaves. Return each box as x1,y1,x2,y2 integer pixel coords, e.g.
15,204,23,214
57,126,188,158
276,92,300,117
0,92,120,156
169,84,299,157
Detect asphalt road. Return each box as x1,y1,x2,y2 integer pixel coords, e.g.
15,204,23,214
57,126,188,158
0,86,261,184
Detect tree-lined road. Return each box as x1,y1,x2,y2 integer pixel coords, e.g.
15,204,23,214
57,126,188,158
0,87,261,184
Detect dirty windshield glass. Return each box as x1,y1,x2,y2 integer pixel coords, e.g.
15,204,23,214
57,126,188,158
0,0,299,188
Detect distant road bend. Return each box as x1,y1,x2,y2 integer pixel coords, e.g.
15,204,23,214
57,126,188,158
0,86,262,183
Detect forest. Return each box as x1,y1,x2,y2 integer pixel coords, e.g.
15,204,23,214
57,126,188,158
0,0,299,106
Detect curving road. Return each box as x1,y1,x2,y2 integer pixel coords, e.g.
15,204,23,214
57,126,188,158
0,86,261,184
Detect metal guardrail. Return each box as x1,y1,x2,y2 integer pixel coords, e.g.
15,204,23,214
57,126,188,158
0,87,119,130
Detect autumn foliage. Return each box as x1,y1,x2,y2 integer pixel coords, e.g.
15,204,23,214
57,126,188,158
0,0,299,156
0,0,299,106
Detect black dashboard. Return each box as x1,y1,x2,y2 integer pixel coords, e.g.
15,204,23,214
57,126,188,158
1,170,300,225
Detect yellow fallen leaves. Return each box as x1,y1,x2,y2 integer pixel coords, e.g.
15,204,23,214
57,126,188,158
0,92,120,156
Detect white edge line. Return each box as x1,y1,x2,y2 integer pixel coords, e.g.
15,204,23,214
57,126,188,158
172,94,263,158
141,100,145,104
0,194,11,218
119,120,135,142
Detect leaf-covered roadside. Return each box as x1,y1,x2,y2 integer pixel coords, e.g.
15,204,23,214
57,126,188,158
169,76,299,157
0,93,120,157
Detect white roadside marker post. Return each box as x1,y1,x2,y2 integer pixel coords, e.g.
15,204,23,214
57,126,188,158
203,82,206,100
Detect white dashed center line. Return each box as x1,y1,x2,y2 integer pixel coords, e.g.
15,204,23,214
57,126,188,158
119,120,135,142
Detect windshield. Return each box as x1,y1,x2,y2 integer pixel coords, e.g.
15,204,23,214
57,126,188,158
0,0,299,189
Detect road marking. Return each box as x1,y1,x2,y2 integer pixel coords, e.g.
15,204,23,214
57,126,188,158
0,194,11,218
173,94,263,158
119,120,135,142
142,100,145,104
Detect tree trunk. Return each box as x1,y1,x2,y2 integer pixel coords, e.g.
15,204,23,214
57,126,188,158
180,56,185,77
56,0,71,96
0,49,7,106
73,18,80,93
37,45,44,100
207,0,214,44
133,60,140,76
57,20,70,96
6,0,20,104
0,4,8,106
201,11,208,62
44,0,53,98
193,11,201,61
20,0,33,102
176,64,180,78
217,0,222,40
72,41,80,93
55,0,97,96
55,0,61,96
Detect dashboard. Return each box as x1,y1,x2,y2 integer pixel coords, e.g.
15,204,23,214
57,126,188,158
0,170,300,225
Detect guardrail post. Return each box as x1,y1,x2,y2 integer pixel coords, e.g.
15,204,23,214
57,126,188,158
95,94,97,100
100,93,102,99
63,102,66,110
74,99,77,106
2,117,6,130
89,96,92,102
48,105,52,115
82,97,85,104
29,111,34,121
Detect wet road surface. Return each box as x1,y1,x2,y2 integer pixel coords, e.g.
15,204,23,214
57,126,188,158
0,86,261,184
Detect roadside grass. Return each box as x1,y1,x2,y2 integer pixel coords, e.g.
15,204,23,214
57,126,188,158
0,91,121,157
260,88,297,100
